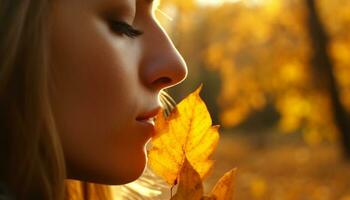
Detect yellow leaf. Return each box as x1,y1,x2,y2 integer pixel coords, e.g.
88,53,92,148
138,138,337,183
170,157,203,200
148,85,220,185
208,168,237,200
171,160,236,200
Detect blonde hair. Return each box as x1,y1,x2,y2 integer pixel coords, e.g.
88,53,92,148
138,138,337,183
0,0,113,199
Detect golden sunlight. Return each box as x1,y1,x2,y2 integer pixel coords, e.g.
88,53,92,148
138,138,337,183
196,0,241,6
196,0,265,6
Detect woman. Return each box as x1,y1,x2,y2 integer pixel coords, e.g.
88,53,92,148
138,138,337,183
0,0,188,199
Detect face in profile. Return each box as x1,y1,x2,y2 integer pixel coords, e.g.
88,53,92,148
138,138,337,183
49,0,187,184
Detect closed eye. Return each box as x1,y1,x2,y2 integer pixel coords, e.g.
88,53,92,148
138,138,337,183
109,20,143,38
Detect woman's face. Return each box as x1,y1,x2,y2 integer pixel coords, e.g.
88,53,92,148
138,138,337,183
49,0,187,184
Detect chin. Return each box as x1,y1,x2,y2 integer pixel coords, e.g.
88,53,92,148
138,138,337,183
103,154,148,185
115,169,145,185
118,157,147,184
69,165,146,185
66,158,147,185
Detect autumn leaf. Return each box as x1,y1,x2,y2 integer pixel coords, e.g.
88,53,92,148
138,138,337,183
148,85,220,185
207,168,237,200
170,156,236,200
170,157,203,200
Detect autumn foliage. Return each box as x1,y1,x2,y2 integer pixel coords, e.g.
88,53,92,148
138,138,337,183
141,0,350,199
156,0,350,145
148,86,236,199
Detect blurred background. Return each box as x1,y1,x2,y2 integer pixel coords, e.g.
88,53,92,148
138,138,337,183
155,0,350,199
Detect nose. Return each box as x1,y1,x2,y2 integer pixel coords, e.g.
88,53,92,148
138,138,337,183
139,21,188,91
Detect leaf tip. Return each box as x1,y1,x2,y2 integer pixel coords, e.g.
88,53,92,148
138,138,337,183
195,83,204,95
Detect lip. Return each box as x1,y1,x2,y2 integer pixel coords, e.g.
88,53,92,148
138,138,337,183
136,107,162,121
136,119,157,138
136,107,161,137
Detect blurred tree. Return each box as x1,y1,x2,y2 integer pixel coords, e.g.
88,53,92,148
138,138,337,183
305,0,350,157
156,0,350,154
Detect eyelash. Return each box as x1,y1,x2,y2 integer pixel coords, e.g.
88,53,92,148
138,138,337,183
109,20,143,38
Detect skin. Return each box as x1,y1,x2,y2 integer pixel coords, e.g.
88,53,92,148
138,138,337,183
49,0,187,184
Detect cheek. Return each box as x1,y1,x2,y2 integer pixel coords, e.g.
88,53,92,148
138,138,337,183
49,14,147,184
